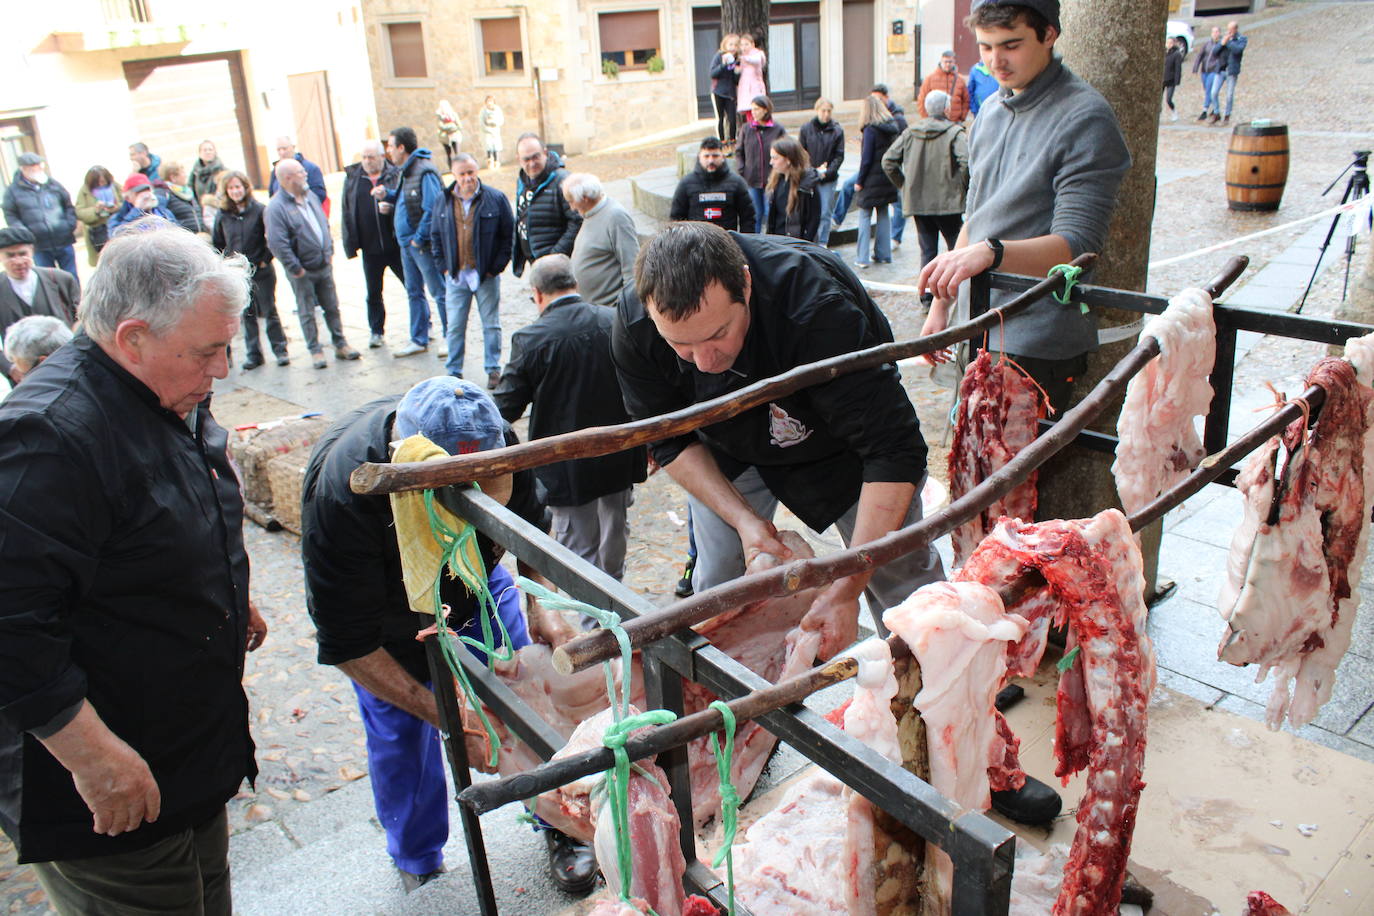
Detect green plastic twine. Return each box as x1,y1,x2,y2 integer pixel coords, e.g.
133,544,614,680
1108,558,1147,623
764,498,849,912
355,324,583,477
1048,264,1087,313
707,700,740,916
603,710,679,909
422,488,516,767
516,577,635,723
1056,644,1082,673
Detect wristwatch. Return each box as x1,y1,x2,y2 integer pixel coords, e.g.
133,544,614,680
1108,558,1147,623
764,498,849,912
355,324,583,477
985,238,1005,271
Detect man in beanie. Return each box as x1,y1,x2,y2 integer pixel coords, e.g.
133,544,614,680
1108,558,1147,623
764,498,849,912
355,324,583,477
0,226,79,383
300,377,598,896
917,51,970,122
883,89,970,301
107,174,176,235
2,153,78,279
917,0,1130,414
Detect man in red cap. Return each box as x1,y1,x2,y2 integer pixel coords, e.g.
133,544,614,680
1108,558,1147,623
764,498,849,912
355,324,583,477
107,174,176,235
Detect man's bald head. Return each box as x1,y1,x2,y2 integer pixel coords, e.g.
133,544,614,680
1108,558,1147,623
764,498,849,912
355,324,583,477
275,159,307,196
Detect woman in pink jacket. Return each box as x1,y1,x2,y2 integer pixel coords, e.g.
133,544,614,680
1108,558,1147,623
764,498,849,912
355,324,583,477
734,32,768,131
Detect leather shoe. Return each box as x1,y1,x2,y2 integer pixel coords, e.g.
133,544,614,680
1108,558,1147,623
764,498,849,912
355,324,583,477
545,828,598,896
335,344,361,361
487,370,501,390
990,775,1063,826
241,356,264,371
276,354,290,366
398,865,445,894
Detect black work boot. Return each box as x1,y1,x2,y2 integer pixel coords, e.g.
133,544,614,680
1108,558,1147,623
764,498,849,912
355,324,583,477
545,829,598,896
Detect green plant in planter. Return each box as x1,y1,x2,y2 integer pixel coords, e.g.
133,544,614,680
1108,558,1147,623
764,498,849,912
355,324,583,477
602,58,620,78
646,55,665,73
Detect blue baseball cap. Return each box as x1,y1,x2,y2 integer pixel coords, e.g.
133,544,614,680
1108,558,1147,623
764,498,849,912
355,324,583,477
397,376,504,454
395,376,511,500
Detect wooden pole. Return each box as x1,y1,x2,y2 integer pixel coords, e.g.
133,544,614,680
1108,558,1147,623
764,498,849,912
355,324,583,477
349,255,1096,496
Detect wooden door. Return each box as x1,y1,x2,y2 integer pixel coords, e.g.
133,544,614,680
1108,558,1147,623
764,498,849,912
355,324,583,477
287,71,340,176
842,0,875,101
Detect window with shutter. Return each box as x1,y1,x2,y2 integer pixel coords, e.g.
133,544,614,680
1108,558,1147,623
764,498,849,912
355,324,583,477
479,17,525,75
598,10,661,70
386,22,427,79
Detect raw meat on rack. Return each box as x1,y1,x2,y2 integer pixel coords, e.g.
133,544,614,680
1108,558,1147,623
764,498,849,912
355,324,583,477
948,348,1046,566
883,581,1029,915
586,896,720,916
957,509,1156,916
1112,287,1215,517
557,707,688,916
1218,349,1374,728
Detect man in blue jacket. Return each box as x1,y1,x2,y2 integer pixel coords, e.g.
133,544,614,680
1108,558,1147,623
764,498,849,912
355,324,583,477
376,127,448,358
1216,21,1248,124
967,61,1000,116
430,154,513,386
267,137,328,207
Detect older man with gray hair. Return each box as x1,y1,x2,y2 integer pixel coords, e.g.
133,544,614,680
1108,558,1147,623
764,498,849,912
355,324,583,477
563,173,639,308
266,158,361,369
3,314,73,381
494,253,645,579
0,220,267,915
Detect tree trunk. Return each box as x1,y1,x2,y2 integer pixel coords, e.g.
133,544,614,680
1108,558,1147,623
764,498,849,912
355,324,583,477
1034,3,1169,587
723,0,771,55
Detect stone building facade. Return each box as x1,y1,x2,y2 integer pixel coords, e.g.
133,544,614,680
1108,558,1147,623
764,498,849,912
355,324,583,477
361,0,972,160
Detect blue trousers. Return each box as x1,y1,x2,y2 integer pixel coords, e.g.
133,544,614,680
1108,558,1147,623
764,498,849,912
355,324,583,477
747,187,767,234
815,182,837,246
833,176,903,242
353,563,529,875
855,205,892,264
1218,73,1239,117
400,241,447,346
444,273,502,377
1202,72,1221,115
34,245,78,280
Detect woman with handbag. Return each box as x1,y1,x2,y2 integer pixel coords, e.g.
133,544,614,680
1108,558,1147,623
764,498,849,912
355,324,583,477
74,166,121,267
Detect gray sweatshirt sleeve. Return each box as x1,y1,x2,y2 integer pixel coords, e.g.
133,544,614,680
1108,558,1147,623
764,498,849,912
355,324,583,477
264,200,303,275
1048,101,1131,257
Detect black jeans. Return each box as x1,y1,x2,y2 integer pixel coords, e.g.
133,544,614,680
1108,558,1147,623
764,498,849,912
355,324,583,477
242,264,288,361
914,213,964,272
713,94,737,143
360,247,406,336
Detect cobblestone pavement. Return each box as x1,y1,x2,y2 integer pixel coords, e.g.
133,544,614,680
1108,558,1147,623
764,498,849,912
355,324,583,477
4,1,1374,912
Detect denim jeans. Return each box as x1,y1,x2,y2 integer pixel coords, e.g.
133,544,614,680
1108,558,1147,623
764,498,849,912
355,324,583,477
832,174,857,224
855,205,891,265
242,265,287,361
444,274,502,377
399,240,447,345
815,181,837,245
1218,73,1239,117
33,245,78,280
747,187,767,234
890,196,904,243
1202,72,1221,114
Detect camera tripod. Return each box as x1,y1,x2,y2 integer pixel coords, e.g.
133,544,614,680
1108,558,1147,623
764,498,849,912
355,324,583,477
1299,150,1370,309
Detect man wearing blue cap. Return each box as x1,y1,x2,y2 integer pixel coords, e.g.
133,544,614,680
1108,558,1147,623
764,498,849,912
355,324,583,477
300,377,598,895
917,0,1131,414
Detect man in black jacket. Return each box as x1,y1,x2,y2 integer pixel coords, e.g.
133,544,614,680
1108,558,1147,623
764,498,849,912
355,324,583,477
0,224,265,913
669,137,756,232
430,153,514,388
495,255,646,580
512,133,581,277
613,223,943,661
343,141,406,348
2,153,78,279
0,226,79,383
301,376,598,895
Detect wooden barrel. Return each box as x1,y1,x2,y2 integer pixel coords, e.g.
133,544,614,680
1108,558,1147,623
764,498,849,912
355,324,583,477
1226,122,1290,211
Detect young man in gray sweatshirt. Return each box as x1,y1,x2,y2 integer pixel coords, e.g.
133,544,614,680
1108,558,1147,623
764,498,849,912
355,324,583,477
917,0,1130,410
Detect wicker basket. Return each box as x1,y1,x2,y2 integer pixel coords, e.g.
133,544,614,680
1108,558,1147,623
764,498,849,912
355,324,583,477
230,417,330,509
265,449,312,535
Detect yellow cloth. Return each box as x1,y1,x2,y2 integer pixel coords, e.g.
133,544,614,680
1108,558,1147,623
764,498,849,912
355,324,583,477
388,435,485,615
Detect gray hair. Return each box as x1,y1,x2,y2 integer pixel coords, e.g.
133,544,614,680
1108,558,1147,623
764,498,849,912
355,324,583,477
360,139,385,156
562,173,604,207
528,254,578,296
129,142,149,155
4,315,73,370
925,90,950,120
452,152,479,169
81,221,250,342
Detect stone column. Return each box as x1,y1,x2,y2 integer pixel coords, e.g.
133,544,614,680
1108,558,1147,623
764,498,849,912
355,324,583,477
1035,1,1169,587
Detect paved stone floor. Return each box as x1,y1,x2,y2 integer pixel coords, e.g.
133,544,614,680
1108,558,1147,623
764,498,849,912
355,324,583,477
4,1,1374,912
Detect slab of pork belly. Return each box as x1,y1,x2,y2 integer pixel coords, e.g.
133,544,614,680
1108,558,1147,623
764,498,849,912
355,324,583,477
1112,288,1214,518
